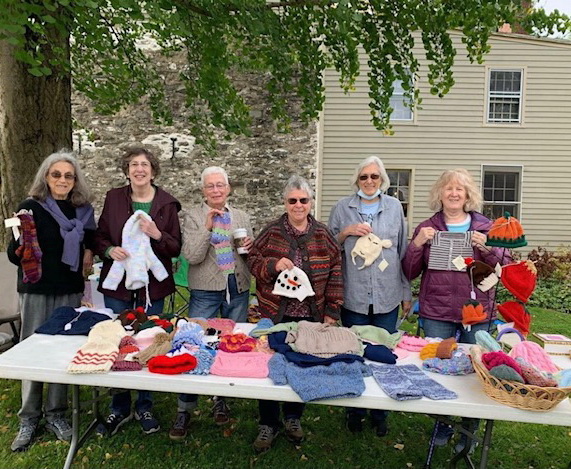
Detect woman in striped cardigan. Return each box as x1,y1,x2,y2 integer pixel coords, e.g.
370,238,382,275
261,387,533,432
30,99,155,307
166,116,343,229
247,174,343,453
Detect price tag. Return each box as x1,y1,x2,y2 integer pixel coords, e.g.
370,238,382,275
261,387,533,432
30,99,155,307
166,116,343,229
452,256,466,271
4,216,21,241
378,259,389,272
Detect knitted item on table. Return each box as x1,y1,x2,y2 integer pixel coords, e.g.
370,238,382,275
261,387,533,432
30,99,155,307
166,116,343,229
397,334,428,352
500,260,537,303
363,344,397,364
486,212,527,248
211,212,235,275
419,343,439,361
210,351,272,378
350,325,403,350
219,333,257,353
112,336,143,371
15,210,42,284
249,318,275,337
185,347,216,375
255,336,273,354
393,347,410,360
514,357,558,387
436,338,458,358
134,332,172,365
555,369,571,387
497,301,531,336
481,351,522,375
117,307,147,333
172,322,204,348
287,321,363,358
133,326,167,350
268,353,371,402
475,330,502,352
489,364,525,383
422,352,474,376
188,318,209,331
139,317,173,333
67,320,126,374
148,354,197,374
207,318,236,336
509,341,559,373
370,363,457,401
35,306,111,335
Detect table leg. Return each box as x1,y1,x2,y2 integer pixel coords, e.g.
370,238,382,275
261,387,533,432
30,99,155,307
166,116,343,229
479,420,494,469
63,384,80,469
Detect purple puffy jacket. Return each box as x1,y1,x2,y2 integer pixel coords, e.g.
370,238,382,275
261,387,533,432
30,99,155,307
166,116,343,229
402,211,511,323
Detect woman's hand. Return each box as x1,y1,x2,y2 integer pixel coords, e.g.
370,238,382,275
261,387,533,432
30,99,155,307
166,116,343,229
242,236,253,252
338,223,372,243
400,300,412,319
205,208,225,231
110,246,129,261
139,215,162,241
413,227,436,247
323,315,338,325
471,231,488,252
275,257,294,272
82,249,94,278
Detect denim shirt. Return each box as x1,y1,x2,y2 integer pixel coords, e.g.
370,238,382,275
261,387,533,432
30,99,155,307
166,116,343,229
328,194,411,314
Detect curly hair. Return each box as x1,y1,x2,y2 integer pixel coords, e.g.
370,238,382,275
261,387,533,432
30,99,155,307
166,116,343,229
428,168,482,212
121,147,161,179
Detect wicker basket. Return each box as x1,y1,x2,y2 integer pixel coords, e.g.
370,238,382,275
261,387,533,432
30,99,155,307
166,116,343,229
472,359,571,411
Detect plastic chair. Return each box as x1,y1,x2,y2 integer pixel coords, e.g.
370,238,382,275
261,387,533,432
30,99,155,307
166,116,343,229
0,252,21,351
164,256,191,316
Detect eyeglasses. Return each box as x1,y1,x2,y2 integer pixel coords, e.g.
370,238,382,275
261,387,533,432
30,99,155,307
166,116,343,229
49,171,76,181
204,183,228,191
359,173,381,181
129,161,151,168
287,198,310,205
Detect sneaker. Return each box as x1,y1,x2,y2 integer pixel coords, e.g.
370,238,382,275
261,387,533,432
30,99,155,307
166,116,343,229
212,397,230,425
253,425,278,453
169,411,191,441
284,418,304,444
135,410,160,434
96,412,132,436
345,412,363,433
433,422,454,447
11,420,39,452
45,417,72,441
372,418,388,437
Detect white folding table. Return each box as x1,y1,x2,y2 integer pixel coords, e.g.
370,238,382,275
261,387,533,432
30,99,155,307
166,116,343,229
0,333,569,469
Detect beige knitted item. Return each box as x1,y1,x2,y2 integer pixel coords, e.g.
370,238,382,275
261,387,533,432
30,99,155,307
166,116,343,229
134,332,172,365
286,321,363,358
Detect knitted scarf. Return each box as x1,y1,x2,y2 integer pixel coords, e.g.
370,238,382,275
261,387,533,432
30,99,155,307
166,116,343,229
15,211,42,283
38,195,96,272
210,212,235,275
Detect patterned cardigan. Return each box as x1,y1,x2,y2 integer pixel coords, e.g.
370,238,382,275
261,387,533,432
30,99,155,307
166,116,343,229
247,213,343,323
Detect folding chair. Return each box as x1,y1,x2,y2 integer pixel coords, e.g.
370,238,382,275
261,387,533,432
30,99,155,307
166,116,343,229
164,256,191,317
0,252,21,351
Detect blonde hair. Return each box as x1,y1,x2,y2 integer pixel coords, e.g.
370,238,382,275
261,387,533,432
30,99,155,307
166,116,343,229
428,169,482,212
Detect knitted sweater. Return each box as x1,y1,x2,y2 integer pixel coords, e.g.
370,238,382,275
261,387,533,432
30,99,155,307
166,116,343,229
247,214,343,323
7,198,95,295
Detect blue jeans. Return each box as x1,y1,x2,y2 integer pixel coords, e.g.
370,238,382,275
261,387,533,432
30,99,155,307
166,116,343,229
422,318,492,344
104,295,165,415
189,274,248,322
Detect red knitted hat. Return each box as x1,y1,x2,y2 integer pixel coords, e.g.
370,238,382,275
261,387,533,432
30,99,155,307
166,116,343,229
147,354,197,375
481,351,522,375
497,301,531,336
500,260,537,303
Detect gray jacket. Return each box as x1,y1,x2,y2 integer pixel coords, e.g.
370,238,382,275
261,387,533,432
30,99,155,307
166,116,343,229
182,203,252,293
328,193,411,314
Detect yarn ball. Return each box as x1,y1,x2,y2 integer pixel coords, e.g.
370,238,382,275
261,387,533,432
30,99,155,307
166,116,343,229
481,351,522,375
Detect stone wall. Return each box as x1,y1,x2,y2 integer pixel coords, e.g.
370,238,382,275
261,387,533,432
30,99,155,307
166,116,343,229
72,50,317,236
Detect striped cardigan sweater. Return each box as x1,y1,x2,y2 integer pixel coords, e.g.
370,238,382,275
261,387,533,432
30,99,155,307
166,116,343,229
248,214,343,323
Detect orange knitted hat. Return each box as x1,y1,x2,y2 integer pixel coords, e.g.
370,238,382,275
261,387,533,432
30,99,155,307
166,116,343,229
486,212,527,248
462,300,487,326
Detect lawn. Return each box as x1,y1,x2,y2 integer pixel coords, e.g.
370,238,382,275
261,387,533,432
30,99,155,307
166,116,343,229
0,307,569,469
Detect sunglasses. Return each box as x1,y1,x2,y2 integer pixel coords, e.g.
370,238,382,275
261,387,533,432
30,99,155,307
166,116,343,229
287,198,310,205
359,173,381,181
49,171,76,181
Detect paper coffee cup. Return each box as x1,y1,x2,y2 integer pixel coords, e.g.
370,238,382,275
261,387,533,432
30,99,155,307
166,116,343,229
233,228,248,254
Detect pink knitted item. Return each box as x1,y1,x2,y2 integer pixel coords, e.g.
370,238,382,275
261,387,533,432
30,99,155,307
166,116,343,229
515,358,558,387
509,341,559,374
393,347,410,360
207,318,236,336
134,326,167,350
210,351,271,378
397,335,428,352
481,351,522,375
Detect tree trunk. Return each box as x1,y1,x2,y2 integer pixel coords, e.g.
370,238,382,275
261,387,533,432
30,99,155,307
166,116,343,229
0,28,71,249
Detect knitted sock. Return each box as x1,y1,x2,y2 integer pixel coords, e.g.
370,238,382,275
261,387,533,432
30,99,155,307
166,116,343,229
399,364,457,400
15,212,42,283
210,212,235,275
370,364,423,401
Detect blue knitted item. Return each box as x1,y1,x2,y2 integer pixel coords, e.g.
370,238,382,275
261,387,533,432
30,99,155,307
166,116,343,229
363,344,397,364
268,353,371,402
36,306,111,335
172,322,204,348
186,348,215,375
422,352,474,376
249,318,275,337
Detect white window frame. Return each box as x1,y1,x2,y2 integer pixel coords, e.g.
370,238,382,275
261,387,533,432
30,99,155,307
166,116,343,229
390,77,414,122
480,164,524,220
485,67,525,125
386,167,414,232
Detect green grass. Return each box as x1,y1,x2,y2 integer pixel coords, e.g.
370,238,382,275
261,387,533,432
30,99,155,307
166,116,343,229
0,307,570,469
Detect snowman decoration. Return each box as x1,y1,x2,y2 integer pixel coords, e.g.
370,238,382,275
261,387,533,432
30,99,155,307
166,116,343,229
272,266,315,302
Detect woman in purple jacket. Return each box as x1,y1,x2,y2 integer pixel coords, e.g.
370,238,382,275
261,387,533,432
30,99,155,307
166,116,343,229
402,168,509,451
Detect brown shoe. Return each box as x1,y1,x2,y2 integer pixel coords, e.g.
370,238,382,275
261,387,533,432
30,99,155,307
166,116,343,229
284,418,304,444
212,397,230,425
253,425,278,453
169,411,191,441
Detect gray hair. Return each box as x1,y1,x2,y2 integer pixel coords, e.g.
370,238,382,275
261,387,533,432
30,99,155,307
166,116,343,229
283,175,314,200
28,149,93,207
350,155,390,192
201,166,229,186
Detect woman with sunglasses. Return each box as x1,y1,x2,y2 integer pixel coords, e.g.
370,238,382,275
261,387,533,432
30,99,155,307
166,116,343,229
247,174,343,453
8,150,96,451
328,155,411,437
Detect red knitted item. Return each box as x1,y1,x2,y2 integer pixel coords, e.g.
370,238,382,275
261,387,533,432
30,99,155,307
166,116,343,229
501,260,537,303
147,354,197,374
15,212,42,283
497,301,531,336
218,333,257,353
481,351,522,375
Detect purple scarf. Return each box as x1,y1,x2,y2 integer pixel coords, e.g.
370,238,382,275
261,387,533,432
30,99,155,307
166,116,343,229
38,195,96,272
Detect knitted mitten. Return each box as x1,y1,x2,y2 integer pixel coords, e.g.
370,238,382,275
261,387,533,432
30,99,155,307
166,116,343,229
15,212,42,283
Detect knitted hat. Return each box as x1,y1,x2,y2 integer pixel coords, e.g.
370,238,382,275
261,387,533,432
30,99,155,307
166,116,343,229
397,334,428,352
363,344,397,364
489,364,525,384
186,347,216,375
210,350,271,378
422,352,474,376
134,332,172,365
481,351,522,375
188,318,209,331
133,326,167,350
118,307,147,333
436,338,457,359
112,336,143,371
497,301,531,336
475,330,502,352
514,357,558,387
419,343,439,361
509,341,559,374
207,318,236,336
462,300,487,326
172,322,204,348
350,233,392,270
486,212,527,248
139,317,174,333
148,354,197,374
272,266,315,302
219,333,257,353
250,318,275,337
501,260,537,303
464,258,500,293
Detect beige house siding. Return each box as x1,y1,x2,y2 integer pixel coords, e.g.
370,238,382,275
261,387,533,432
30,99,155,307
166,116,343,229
316,31,571,252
